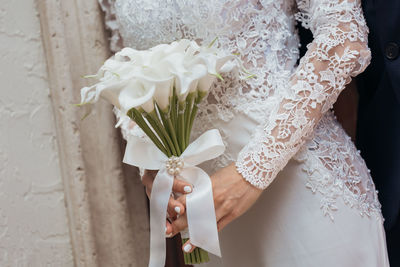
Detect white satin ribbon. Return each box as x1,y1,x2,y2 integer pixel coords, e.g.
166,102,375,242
123,129,224,267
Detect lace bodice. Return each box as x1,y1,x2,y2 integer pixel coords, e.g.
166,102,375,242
100,0,381,218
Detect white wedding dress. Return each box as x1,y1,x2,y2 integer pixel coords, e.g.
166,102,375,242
99,0,389,266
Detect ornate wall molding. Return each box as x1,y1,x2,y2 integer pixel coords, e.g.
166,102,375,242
36,0,149,266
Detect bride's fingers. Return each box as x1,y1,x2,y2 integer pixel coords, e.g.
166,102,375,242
165,219,174,238
172,178,192,194
217,213,235,232
167,195,185,216
143,172,192,199
182,239,196,253
176,194,186,207
170,213,188,236
215,197,237,223
180,216,234,253
215,203,232,222
175,194,226,221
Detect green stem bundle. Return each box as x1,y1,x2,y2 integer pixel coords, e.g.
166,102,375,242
127,108,169,157
184,92,195,146
143,110,175,157
170,88,178,131
182,238,210,264
158,105,181,156
126,87,210,265
187,91,208,144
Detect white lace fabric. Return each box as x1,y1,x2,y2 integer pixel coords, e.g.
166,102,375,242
100,0,381,218
294,112,381,220
236,0,372,189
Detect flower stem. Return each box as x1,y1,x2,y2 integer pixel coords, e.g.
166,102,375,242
141,111,172,157
184,92,195,146
158,105,181,156
178,100,186,152
146,110,177,156
187,91,208,143
182,238,210,264
170,87,178,131
127,108,169,157
187,103,198,142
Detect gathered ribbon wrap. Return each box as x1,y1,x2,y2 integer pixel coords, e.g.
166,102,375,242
123,129,224,267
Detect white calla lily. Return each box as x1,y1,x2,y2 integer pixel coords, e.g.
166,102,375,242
163,53,207,100
151,39,191,56
175,64,207,101
129,59,175,111
195,53,233,78
188,39,235,78
152,77,174,111
197,73,216,93
80,73,131,108
137,72,174,111
118,80,156,114
116,47,141,60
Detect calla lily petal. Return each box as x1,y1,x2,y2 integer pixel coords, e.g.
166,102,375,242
152,77,174,111
118,80,156,114
198,74,216,93
172,64,207,100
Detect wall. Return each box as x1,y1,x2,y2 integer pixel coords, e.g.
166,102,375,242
0,0,73,265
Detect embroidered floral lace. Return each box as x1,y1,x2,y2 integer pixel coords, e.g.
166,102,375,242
99,0,381,218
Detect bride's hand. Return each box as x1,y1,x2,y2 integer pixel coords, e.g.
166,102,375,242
141,169,193,235
170,163,263,253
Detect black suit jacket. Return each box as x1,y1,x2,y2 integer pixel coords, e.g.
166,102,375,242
356,0,400,231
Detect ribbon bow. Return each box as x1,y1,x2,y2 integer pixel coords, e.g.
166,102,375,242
123,129,224,267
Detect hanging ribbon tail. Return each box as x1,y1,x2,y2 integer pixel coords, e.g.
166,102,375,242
148,168,174,267
179,129,225,257
123,136,171,267
181,166,222,257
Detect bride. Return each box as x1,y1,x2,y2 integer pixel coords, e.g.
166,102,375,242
100,0,389,266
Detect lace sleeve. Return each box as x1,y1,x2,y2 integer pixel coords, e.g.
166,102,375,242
98,0,123,52
235,0,371,189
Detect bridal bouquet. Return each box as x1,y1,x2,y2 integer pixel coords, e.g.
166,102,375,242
79,39,238,266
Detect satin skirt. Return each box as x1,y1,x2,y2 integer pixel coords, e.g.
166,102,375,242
196,112,389,267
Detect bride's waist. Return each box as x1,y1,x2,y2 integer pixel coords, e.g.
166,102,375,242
193,111,259,158
193,110,343,159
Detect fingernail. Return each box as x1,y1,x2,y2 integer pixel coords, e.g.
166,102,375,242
184,186,192,193
166,232,173,238
183,243,192,253
174,206,181,214
165,227,173,238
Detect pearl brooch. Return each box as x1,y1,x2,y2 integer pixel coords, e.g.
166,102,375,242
166,156,184,176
